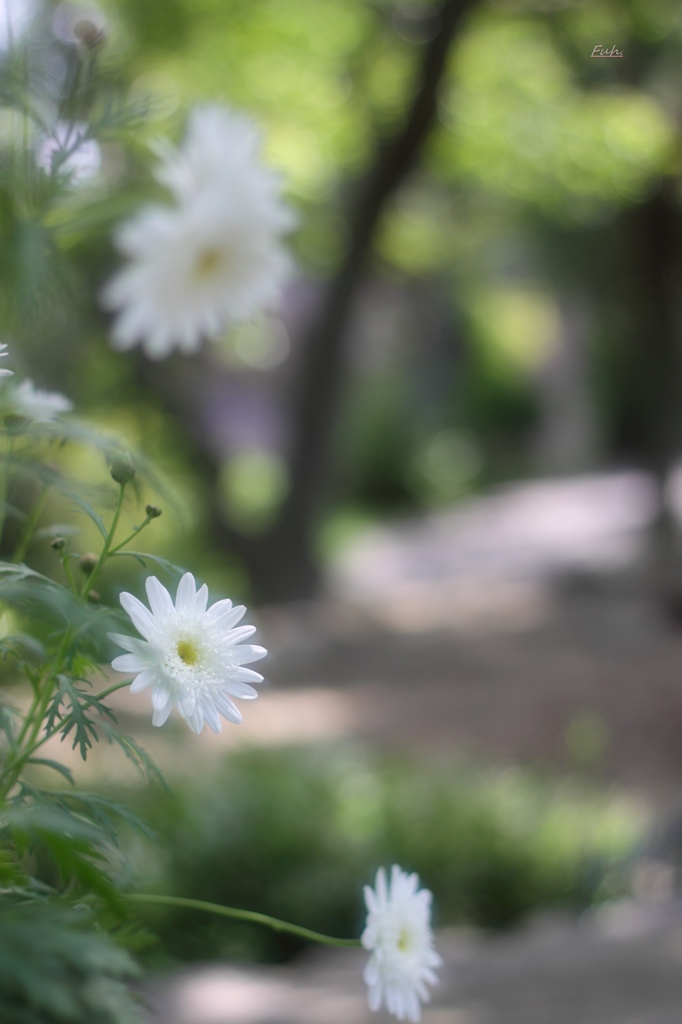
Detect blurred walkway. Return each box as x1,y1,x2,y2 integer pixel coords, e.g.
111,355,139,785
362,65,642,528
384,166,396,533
332,470,657,603
256,470,682,807
135,471,682,1024
144,901,682,1024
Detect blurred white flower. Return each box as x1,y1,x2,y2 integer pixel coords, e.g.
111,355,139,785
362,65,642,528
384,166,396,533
10,379,73,422
362,865,442,1023
0,343,13,378
110,572,266,734
0,0,37,50
155,106,269,203
102,105,295,360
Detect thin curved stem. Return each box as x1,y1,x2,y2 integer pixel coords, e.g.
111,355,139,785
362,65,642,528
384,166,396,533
62,553,79,596
80,483,127,600
108,513,154,555
94,679,131,703
126,893,361,948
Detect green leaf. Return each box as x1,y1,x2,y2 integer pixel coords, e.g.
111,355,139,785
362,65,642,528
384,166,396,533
32,523,80,544
19,418,175,505
25,759,75,785
0,564,79,627
4,804,119,907
0,902,143,1024
0,633,46,662
0,502,27,524
99,724,168,790
110,550,187,580
0,705,19,751
66,492,108,540
26,789,157,847
45,676,117,761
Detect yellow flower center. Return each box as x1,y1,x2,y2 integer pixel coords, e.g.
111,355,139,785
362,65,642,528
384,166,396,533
193,247,224,281
397,927,411,953
176,639,199,666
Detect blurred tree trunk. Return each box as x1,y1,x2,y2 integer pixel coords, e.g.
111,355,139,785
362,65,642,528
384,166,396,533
244,0,478,601
622,182,682,609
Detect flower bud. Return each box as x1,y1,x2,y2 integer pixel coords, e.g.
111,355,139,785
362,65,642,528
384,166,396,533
74,19,105,49
145,504,162,519
79,552,98,575
109,450,136,485
51,537,66,551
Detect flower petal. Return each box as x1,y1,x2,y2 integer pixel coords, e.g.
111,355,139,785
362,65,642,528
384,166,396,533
152,685,172,711
175,572,197,614
152,701,173,727
229,667,263,685
111,653,147,673
187,705,204,734
130,670,155,694
202,700,222,734
224,624,256,646
195,583,209,615
214,692,242,724
220,679,259,699
119,591,156,639
145,576,174,618
206,599,244,630
108,632,149,655
229,644,267,666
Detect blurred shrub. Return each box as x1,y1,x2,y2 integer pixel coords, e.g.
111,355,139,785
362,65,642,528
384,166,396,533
122,745,640,966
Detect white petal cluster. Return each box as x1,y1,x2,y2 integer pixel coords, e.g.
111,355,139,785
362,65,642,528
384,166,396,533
362,866,442,1023
10,379,73,421
102,105,295,360
110,572,266,734
0,343,12,378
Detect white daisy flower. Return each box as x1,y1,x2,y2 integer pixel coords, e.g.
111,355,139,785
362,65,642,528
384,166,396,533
361,865,442,1023
109,572,266,734
154,106,269,204
0,342,12,377
102,104,295,360
9,379,73,421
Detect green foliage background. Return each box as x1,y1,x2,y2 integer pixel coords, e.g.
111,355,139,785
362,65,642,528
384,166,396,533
2,0,678,595
125,745,640,965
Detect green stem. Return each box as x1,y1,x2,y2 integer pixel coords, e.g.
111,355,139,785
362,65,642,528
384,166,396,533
62,553,79,596
0,729,54,787
126,894,361,948
108,514,153,555
13,484,48,563
94,679,131,703
20,628,72,752
0,453,125,793
0,635,72,798
80,483,126,600
4,680,134,788
0,434,15,550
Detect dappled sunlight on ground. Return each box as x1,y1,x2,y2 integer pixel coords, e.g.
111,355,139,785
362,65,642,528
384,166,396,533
332,471,658,600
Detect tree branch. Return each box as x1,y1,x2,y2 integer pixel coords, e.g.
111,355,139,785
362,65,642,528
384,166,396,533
263,0,478,598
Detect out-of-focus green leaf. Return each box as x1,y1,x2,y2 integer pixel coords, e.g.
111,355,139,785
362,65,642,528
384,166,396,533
99,724,167,790
110,549,186,581
0,903,142,1024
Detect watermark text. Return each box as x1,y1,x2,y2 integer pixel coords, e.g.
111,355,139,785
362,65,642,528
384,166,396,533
591,44,623,58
